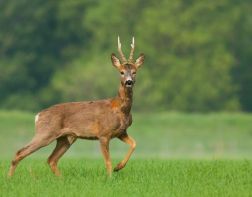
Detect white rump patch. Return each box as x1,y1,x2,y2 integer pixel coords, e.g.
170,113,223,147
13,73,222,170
35,113,40,123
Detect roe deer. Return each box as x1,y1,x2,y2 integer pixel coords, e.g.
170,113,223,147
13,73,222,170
8,37,145,177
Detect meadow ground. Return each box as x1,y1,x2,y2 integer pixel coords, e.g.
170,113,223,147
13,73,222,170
0,159,252,196
0,111,252,196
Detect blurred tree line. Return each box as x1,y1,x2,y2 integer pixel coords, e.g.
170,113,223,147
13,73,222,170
0,0,251,112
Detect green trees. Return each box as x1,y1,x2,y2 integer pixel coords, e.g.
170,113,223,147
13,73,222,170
135,0,241,111
0,0,251,112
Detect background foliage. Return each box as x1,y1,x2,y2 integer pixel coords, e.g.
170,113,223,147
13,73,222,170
0,0,251,112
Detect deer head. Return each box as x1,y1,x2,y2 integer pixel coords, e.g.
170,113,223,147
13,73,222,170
111,36,145,88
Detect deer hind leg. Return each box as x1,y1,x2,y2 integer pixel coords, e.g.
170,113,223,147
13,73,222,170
114,132,136,172
8,134,56,177
99,137,112,176
47,135,76,176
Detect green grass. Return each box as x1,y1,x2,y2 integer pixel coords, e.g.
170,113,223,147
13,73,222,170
1,159,252,196
1,110,252,196
1,110,252,159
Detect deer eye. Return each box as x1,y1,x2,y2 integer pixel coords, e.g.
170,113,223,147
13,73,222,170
120,71,124,75
132,71,136,75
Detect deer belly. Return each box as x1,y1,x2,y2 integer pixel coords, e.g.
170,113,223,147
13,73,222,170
74,121,102,138
66,112,130,139
68,114,118,138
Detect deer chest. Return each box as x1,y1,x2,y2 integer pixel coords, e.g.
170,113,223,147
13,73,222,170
119,113,132,130
111,113,132,137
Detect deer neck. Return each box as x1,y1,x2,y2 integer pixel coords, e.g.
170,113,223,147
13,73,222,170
116,84,133,114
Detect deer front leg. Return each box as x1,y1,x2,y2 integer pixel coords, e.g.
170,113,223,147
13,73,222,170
99,137,112,176
114,132,136,172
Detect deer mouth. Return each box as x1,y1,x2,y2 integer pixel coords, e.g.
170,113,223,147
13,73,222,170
125,80,134,88
125,84,133,88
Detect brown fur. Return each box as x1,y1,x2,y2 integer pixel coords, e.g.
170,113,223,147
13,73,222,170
8,39,144,177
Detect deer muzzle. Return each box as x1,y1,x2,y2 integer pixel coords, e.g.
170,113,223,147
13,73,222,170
125,79,134,87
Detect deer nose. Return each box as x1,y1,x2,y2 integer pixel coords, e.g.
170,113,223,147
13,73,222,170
125,80,133,86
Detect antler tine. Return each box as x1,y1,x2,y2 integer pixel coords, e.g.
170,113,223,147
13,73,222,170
128,36,135,64
117,36,127,64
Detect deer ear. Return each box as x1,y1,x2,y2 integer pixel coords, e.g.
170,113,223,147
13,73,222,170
135,53,145,69
111,53,121,69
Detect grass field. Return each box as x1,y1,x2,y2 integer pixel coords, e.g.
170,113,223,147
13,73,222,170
1,159,252,196
0,111,252,196
1,110,252,159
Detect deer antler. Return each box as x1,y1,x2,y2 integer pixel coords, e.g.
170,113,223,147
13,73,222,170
128,37,135,64
118,36,127,64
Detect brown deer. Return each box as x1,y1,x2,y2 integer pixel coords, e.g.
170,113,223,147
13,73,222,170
8,37,144,177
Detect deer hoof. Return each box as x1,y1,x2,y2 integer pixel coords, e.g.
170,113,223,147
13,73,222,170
113,163,125,172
